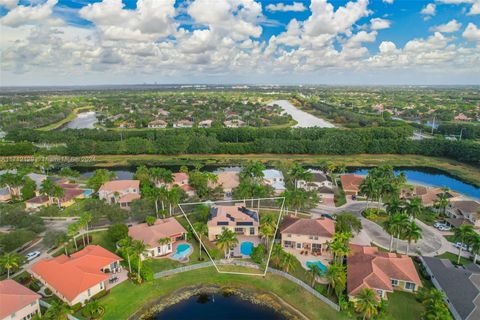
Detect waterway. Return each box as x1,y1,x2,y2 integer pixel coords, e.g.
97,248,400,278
268,100,335,128
61,111,98,130
149,293,286,320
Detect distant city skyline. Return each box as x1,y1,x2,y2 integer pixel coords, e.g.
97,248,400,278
1,0,480,86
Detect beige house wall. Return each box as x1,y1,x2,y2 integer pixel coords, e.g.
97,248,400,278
208,225,258,241
3,299,40,320
281,233,331,251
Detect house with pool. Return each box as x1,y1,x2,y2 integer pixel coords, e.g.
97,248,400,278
280,216,335,270
128,218,190,260
347,245,422,300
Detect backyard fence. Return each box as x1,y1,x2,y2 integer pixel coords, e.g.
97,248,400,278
153,261,340,311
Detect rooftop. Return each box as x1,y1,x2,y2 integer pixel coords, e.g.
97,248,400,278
99,180,140,192
0,280,40,319
340,174,364,192
280,216,335,238
128,218,187,248
208,205,259,227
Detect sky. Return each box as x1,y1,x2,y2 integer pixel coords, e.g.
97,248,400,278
0,0,479,86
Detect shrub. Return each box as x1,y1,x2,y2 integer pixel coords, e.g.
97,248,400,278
107,224,128,243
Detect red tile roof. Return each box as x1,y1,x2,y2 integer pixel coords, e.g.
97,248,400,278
99,180,140,192
26,195,50,204
128,218,187,248
281,217,335,238
347,245,422,297
0,280,40,319
340,174,364,193
31,245,121,303
118,193,141,203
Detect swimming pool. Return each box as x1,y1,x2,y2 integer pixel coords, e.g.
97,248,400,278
171,243,192,260
240,242,254,256
306,260,328,274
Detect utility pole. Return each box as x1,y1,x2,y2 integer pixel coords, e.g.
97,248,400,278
431,115,436,135
459,128,465,141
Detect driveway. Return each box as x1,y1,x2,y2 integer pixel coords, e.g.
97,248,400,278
311,201,448,256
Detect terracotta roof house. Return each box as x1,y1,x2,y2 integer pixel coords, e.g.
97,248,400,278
148,119,167,128
30,245,122,306
412,187,462,207
0,280,41,320
25,195,50,210
173,120,194,128
447,200,480,228
98,180,140,209
262,169,286,195
223,119,246,128
347,245,422,300
207,205,259,241
128,218,187,258
340,174,364,196
209,171,240,198
163,172,195,197
24,180,90,210
421,257,480,320
454,113,472,121
280,216,335,255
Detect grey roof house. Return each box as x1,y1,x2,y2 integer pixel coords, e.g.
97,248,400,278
421,256,480,320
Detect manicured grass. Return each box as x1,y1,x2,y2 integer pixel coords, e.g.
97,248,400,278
53,230,115,257
436,252,473,266
144,240,204,273
69,154,480,187
99,267,348,320
384,291,423,320
444,235,456,243
36,106,94,131
334,187,347,207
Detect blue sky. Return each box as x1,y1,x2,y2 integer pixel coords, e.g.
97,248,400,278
1,0,479,85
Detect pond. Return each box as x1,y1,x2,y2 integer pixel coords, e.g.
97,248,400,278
61,111,98,130
148,293,286,320
268,100,335,128
349,168,479,200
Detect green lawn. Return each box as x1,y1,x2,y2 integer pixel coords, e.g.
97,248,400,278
53,230,116,257
436,252,474,266
384,291,423,320
99,267,348,320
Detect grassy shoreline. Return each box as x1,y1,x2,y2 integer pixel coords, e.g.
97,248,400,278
36,106,94,131
68,153,480,187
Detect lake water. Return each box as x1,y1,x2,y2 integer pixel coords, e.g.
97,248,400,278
268,100,335,128
350,168,479,200
62,111,97,129
149,293,286,320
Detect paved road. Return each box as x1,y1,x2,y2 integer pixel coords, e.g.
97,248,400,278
268,100,335,128
311,202,451,257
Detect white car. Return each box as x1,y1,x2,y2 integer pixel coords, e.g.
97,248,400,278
438,225,451,231
454,242,468,251
434,222,444,228
25,251,41,261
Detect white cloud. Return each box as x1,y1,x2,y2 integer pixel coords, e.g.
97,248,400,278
430,19,462,33
0,0,18,10
435,0,473,4
266,2,307,12
421,3,436,16
370,18,391,30
463,22,480,41
468,0,480,14
0,0,60,27
383,0,394,3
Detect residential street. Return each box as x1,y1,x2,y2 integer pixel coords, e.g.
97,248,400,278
311,201,466,257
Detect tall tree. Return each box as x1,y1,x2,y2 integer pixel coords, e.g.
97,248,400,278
131,240,147,283
325,263,346,298
280,252,297,273
454,224,475,264
335,212,362,234
40,178,64,208
216,228,238,259
118,237,133,273
87,169,116,191
405,197,424,221
403,221,422,255
0,252,23,278
354,288,380,320
288,164,312,190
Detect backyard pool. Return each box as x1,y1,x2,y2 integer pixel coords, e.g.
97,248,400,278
171,243,192,260
240,242,254,256
306,260,328,274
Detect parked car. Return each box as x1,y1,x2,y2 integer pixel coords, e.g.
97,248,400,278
454,242,468,251
25,251,41,261
433,222,444,228
438,225,451,231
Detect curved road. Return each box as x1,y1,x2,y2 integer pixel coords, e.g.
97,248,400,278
311,202,459,257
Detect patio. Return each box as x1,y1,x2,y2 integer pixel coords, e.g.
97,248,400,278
231,235,261,258
284,246,332,271
105,269,128,290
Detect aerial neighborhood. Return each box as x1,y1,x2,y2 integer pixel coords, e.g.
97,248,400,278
0,158,479,320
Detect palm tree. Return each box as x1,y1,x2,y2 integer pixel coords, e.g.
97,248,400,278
385,197,405,216
325,263,346,298
145,216,156,226
240,161,265,184
118,237,133,273
167,185,182,215
403,221,422,255
454,224,475,264
131,240,147,283
270,243,284,267
280,252,297,273
354,288,380,320
335,212,362,234
193,222,208,260
259,214,276,246
56,232,70,255
434,190,450,217
216,229,238,259
419,288,451,320
67,222,79,251
44,301,71,320
329,232,351,264
469,234,480,264
359,177,376,209
82,300,105,320
40,178,64,207
405,197,423,221
0,172,24,198
309,263,322,287
80,212,93,245
288,164,312,189
383,213,408,252
0,252,23,278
